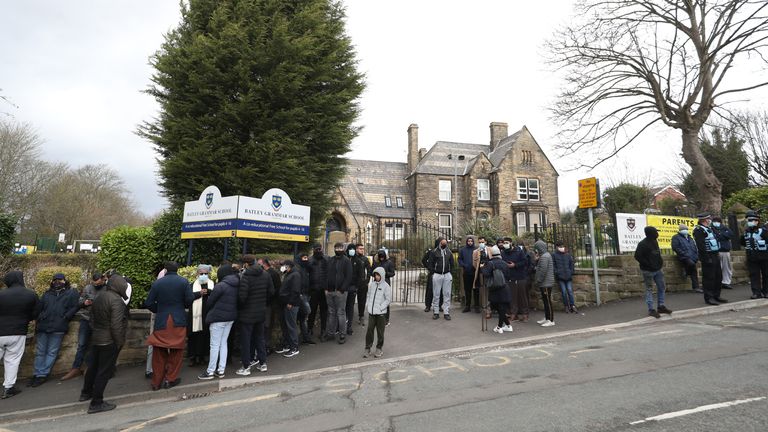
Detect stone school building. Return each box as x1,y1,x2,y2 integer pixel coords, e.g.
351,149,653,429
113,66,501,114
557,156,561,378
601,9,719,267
328,122,561,248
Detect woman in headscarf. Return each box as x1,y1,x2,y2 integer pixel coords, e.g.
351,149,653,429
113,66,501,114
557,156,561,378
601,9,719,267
187,264,213,366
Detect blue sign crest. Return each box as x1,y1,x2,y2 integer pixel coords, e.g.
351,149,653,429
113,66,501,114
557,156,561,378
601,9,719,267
271,194,282,211
205,192,214,209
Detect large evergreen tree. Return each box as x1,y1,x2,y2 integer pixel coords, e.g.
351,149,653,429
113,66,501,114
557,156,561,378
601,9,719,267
139,0,364,234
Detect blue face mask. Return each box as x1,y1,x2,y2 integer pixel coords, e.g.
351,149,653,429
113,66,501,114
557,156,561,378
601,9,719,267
680,230,689,236
348,249,355,257
198,274,209,284
712,222,721,228
478,243,486,249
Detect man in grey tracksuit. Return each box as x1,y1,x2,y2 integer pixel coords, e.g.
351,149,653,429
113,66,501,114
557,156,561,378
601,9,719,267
534,240,556,327
428,237,455,320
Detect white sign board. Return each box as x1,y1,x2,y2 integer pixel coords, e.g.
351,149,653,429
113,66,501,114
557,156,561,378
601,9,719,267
616,213,647,253
182,185,240,239
237,188,311,242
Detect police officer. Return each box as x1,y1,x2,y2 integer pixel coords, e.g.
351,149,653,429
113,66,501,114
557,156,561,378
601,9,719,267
740,210,768,299
693,212,727,305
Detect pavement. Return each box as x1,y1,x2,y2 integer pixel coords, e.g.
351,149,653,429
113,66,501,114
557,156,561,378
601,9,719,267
1,282,765,424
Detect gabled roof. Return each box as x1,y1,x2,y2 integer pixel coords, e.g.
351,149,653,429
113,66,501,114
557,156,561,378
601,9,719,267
411,141,489,176
651,185,686,198
339,159,414,219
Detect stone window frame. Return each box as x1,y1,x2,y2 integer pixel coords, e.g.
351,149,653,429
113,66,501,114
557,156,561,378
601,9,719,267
438,213,453,240
384,222,404,240
477,179,491,201
516,178,541,201
439,180,452,202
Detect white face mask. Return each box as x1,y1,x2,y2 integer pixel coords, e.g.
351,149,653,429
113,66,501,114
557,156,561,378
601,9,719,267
557,247,565,253
348,249,355,257
478,242,486,249
198,274,209,284
712,222,721,228
748,221,758,227
680,229,689,236
503,243,511,249
280,265,287,273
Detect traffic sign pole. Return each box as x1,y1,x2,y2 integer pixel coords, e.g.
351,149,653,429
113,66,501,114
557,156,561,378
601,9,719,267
588,207,600,305
579,177,601,306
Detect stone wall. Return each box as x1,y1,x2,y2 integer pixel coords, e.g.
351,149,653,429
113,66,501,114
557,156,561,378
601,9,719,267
551,251,749,309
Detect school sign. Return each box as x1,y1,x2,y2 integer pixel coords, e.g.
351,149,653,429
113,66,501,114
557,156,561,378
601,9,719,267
616,213,697,252
181,186,311,242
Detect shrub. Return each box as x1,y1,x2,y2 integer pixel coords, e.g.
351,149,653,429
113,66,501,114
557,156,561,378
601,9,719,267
98,226,158,308
33,266,85,296
723,187,768,213
0,213,16,255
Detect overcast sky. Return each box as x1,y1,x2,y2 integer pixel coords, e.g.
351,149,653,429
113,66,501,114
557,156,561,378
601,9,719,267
2,1,767,216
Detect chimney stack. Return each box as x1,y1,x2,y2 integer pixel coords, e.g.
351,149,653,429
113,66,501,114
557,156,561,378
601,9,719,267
489,122,508,153
407,124,419,173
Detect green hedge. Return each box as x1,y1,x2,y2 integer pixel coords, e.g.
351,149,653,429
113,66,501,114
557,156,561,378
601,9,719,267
98,226,158,308
723,187,768,213
33,266,85,296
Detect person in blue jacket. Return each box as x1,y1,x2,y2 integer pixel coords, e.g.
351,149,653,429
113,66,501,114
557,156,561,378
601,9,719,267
29,273,79,387
671,224,701,293
711,216,734,290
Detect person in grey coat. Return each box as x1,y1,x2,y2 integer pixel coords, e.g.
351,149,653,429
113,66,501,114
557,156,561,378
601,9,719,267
533,240,555,327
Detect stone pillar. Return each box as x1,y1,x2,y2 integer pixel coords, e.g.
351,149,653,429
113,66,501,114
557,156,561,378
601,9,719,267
489,122,508,152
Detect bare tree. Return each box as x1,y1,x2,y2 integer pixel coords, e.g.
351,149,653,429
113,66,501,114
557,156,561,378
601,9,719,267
0,120,54,219
732,110,768,184
549,0,768,213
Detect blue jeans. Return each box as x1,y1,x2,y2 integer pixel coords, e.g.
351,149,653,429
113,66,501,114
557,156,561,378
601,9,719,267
641,270,666,310
207,321,233,374
34,332,65,377
72,319,92,369
282,305,299,350
558,279,575,307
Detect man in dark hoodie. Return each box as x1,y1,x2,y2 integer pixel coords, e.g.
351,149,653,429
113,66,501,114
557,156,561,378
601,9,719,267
278,261,302,358
457,236,477,313
502,237,530,321
422,239,442,312
0,271,38,399
307,244,329,338
344,243,360,334
351,244,371,326
236,255,274,375
325,242,353,343
533,241,555,327
79,274,129,414
429,237,455,320
634,226,673,318
259,257,282,353
30,273,80,387
62,272,107,381
295,253,315,344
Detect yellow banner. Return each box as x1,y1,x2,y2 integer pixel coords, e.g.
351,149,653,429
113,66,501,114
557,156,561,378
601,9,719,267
646,215,696,249
180,230,234,239
235,230,309,242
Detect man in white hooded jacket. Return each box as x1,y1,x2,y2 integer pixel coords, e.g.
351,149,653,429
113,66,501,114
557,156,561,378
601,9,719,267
363,268,391,358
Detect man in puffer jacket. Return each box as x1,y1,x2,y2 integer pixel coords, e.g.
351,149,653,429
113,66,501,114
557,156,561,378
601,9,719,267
0,271,38,399
363,268,391,359
552,242,577,313
30,273,79,387
80,274,129,414
533,241,556,327
198,264,239,380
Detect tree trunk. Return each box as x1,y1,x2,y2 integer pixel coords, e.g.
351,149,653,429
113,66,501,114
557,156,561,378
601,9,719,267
680,128,723,214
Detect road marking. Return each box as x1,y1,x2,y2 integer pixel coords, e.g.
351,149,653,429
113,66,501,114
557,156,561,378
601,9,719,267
629,396,766,425
605,329,683,344
121,392,280,431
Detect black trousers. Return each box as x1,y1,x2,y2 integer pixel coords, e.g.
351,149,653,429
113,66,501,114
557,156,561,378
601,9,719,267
82,343,119,405
681,260,700,290
701,255,722,301
492,302,509,328
462,269,478,309
424,272,443,308
308,289,328,334
747,259,768,296
365,314,386,350
540,287,554,321
356,285,368,319
345,291,357,328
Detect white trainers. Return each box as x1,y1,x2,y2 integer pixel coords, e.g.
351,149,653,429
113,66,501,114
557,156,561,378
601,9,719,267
541,320,555,327
502,324,514,332
493,326,504,334
536,318,547,324
235,367,251,376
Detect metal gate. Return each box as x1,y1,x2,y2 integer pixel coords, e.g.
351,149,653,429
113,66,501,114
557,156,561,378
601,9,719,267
351,219,459,306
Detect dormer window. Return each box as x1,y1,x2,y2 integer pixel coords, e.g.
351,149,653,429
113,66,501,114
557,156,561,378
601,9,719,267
385,196,392,207
396,196,404,208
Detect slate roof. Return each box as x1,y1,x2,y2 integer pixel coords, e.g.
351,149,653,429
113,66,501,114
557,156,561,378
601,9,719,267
412,141,489,176
339,159,414,219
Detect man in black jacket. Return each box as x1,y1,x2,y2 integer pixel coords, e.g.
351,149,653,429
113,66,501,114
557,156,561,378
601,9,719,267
634,226,673,318
428,237,455,320
0,271,38,399
295,253,315,344
325,242,353,343
259,257,282,353
693,212,726,305
80,274,129,414
351,244,371,326
307,244,329,338
711,216,734,290
278,261,302,358
236,255,274,375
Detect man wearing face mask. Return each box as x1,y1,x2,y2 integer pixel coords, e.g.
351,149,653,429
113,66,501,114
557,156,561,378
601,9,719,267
350,244,371,326
472,237,490,314
278,261,301,358
634,226,672,318
372,250,395,325
458,236,478,313
344,244,360,334
740,210,768,299
325,242,353,343
295,253,315,344
61,272,107,381
671,224,701,294
711,216,734,290
693,212,726,305
307,244,329,339
429,237,455,320
502,237,530,321
187,265,214,367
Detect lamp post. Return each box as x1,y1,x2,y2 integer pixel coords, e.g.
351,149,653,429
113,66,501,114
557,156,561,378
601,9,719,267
447,153,465,240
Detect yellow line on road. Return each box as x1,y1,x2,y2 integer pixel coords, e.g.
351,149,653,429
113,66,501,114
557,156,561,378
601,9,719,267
120,392,280,432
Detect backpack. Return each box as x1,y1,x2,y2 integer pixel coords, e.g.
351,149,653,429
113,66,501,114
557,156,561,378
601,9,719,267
488,267,506,291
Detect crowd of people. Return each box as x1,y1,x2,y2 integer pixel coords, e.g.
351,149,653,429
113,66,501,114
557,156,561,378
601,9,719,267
2,216,764,414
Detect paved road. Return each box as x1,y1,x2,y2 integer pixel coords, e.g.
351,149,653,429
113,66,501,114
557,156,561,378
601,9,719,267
5,306,768,432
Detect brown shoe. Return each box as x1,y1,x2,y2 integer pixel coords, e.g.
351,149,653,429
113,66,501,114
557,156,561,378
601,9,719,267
60,368,82,381
510,315,520,322
520,315,529,323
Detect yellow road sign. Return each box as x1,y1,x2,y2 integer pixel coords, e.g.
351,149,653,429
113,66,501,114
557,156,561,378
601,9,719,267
578,177,599,209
